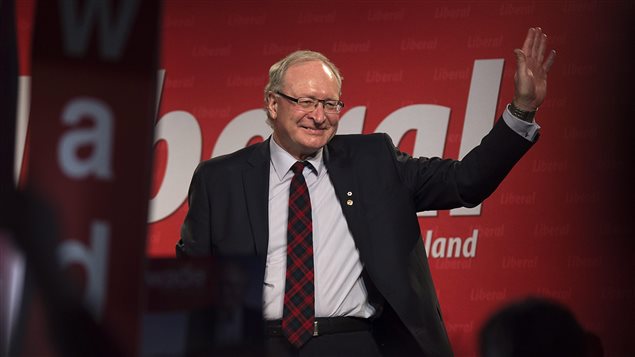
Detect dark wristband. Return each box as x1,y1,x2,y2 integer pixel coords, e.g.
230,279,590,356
508,102,536,122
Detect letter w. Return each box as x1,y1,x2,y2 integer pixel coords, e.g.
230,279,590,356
60,0,140,60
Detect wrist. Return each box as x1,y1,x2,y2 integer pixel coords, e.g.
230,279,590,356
508,102,536,122
511,98,537,112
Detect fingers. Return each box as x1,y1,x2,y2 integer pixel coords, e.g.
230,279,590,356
531,27,542,59
523,27,554,68
537,31,547,63
522,28,534,56
543,50,557,73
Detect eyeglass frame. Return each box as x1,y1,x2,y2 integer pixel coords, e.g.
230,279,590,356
274,91,345,114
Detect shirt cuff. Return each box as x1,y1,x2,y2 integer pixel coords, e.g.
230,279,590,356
502,104,540,142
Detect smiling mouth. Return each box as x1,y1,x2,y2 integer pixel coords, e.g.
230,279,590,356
301,126,327,134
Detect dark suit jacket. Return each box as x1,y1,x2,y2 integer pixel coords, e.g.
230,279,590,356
177,118,534,356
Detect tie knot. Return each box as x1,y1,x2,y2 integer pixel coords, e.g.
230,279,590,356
291,161,309,175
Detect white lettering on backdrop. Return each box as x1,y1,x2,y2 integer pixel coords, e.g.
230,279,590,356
14,59,504,223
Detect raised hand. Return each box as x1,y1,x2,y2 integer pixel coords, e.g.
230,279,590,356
513,27,556,112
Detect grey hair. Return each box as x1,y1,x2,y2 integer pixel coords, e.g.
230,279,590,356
263,50,343,125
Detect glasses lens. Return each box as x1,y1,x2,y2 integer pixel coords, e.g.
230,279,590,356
323,101,341,113
297,98,317,110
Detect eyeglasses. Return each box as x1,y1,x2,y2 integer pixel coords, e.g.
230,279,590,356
275,91,344,114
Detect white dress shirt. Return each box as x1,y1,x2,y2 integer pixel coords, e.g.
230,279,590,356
263,138,376,320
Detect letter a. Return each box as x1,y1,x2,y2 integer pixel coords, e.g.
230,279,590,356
58,97,114,180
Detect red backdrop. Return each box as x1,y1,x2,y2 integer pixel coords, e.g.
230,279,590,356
16,1,634,356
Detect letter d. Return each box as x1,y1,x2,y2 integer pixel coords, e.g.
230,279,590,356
57,220,110,320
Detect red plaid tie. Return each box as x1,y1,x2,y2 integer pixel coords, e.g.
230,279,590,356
282,161,315,348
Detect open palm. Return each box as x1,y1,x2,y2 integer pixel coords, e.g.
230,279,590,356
513,27,557,111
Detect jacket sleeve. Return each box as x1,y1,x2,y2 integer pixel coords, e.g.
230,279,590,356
388,117,535,212
176,162,212,257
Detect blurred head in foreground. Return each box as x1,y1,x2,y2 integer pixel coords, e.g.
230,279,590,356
479,297,602,357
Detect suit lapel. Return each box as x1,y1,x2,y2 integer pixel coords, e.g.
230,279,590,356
243,139,271,262
243,137,373,262
324,139,373,257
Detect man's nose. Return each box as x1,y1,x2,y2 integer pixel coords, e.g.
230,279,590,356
308,102,327,123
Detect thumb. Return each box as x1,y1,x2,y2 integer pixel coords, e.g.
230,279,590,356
514,48,526,74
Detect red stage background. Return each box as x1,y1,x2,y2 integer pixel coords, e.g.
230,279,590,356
15,1,633,356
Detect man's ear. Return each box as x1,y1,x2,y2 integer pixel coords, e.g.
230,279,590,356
266,92,278,121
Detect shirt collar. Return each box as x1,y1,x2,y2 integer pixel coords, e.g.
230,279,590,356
269,137,323,182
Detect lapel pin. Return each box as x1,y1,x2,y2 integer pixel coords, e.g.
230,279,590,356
346,191,353,196
346,199,353,206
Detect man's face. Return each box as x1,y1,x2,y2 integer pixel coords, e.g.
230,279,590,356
267,60,341,160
